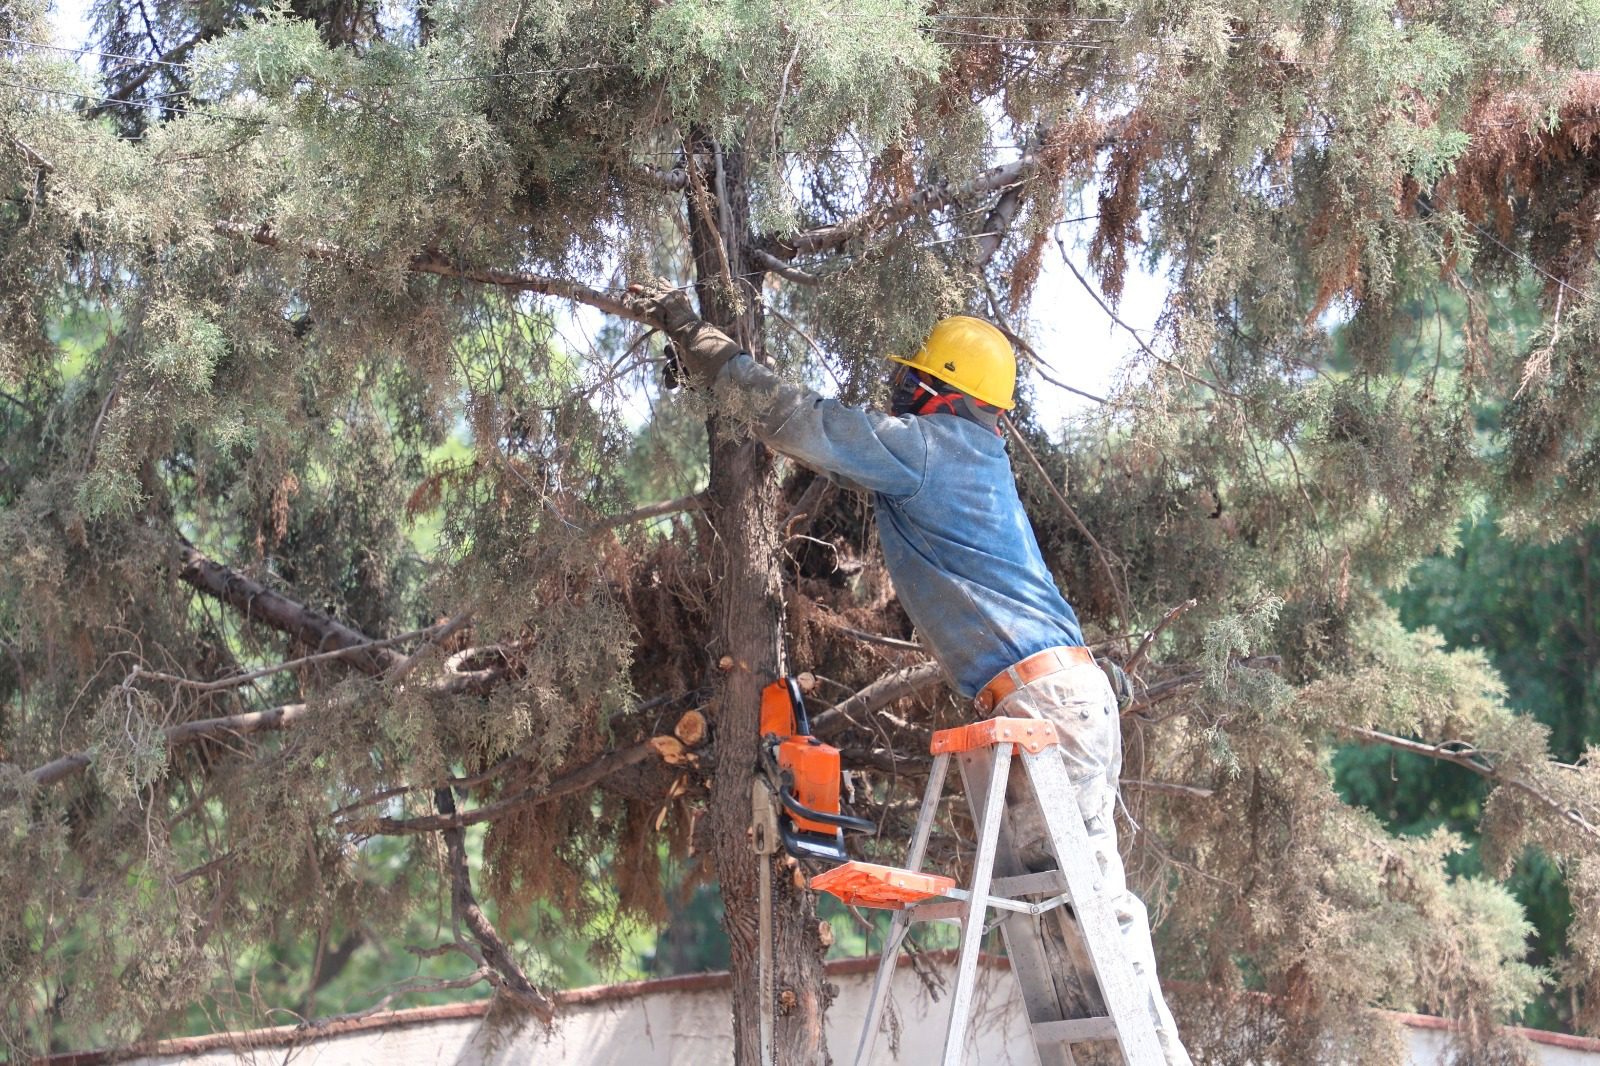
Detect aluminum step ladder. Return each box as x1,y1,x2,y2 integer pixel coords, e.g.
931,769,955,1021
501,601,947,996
811,717,1177,1066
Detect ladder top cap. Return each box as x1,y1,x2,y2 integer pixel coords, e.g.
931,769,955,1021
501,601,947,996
930,717,1060,755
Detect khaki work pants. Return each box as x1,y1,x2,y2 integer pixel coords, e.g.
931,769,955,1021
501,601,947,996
992,658,1192,1066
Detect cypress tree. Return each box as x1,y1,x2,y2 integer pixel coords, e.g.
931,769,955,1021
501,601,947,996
4,1,1600,1061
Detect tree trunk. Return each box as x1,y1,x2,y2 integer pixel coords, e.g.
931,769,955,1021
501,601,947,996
689,139,832,1066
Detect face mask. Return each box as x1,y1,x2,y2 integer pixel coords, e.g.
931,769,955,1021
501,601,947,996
889,366,937,416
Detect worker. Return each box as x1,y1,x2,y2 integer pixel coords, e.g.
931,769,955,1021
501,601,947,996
626,282,1190,1065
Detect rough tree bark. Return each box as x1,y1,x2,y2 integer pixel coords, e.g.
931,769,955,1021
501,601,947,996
688,138,832,1065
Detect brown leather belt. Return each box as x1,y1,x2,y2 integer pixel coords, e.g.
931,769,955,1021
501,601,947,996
973,645,1096,713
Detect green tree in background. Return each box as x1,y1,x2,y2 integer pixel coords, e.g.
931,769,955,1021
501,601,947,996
1340,514,1600,1030
1399,520,1600,765
5,1,1600,1063
1326,274,1597,1032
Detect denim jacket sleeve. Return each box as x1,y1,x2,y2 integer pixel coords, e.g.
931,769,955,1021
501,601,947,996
715,354,927,498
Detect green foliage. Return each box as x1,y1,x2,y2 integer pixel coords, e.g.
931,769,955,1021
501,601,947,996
1336,510,1600,1028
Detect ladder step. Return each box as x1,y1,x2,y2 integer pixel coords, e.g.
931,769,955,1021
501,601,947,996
990,870,1067,897
809,861,956,909
1032,1016,1120,1044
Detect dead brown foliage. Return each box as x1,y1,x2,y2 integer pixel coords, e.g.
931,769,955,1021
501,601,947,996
1441,77,1600,300
1090,109,1158,305
1008,110,1109,308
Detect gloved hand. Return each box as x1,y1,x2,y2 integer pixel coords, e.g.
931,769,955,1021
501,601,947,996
1096,656,1134,711
625,277,700,335
626,279,742,386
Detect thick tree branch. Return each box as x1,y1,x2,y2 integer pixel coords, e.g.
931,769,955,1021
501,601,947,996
825,624,924,654
25,617,482,792
9,137,55,173
974,182,1025,267
1128,656,1282,718
436,788,555,1020
127,617,461,694
751,248,821,286
408,248,642,322
768,153,1039,259
212,221,648,324
327,693,688,822
591,490,708,531
1125,599,1197,674
779,476,832,535
810,661,946,735
1346,726,1600,846
176,540,404,676
625,162,689,191
301,929,367,1017
26,703,310,788
1123,778,1214,800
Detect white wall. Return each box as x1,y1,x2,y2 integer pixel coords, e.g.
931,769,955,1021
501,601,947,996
103,961,1600,1066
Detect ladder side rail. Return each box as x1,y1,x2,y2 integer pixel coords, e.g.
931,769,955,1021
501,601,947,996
904,752,951,873
851,751,953,1066
960,745,1077,1066
940,743,1014,1066
1020,750,1168,1065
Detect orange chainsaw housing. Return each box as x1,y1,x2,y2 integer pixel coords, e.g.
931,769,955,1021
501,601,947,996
777,737,842,836
760,680,843,837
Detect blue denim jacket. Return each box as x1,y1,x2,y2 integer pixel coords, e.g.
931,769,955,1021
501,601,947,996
719,355,1085,698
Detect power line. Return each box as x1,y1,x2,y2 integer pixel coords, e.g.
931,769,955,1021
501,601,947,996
903,13,1130,23
1465,217,1592,303
0,79,249,122
0,34,194,69
5,68,1582,171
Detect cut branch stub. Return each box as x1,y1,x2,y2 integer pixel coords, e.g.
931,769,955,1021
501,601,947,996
648,735,692,765
674,709,709,747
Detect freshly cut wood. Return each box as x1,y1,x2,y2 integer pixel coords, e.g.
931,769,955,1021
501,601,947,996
649,735,690,764
674,709,709,747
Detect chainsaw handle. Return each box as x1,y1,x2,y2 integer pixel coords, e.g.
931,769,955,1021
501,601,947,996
787,675,811,736
778,786,876,836
778,820,847,863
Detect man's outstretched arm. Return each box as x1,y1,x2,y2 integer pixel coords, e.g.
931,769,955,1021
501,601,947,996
627,282,926,498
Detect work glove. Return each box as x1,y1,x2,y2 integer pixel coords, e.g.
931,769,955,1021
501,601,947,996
626,279,742,387
1096,656,1133,711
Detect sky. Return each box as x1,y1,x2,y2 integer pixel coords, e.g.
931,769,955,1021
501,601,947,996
42,0,1166,432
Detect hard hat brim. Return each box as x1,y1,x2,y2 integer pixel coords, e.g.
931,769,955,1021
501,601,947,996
884,353,1015,410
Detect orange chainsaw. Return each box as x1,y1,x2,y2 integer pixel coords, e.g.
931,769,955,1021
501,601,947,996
755,676,875,863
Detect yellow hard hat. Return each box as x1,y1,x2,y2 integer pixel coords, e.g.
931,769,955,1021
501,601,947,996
888,315,1016,410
